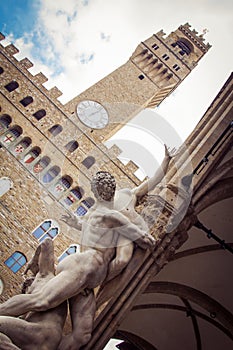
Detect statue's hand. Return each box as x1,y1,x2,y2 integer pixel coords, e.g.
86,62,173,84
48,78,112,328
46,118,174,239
61,212,81,230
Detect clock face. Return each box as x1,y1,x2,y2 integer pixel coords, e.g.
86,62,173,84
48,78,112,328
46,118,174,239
76,100,109,129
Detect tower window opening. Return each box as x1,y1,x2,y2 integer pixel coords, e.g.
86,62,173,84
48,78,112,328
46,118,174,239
0,67,4,74
138,74,145,80
82,156,95,169
65,140,79,153
48,124,63,136
4,81,19,92
33,109,46,121
172,38,193,56
162,54,169,61
20,96,33,107
152,44,159,50
173,64,180,71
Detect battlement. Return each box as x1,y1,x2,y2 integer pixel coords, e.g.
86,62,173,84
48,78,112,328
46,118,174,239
178,22,211,52
0,32,63,105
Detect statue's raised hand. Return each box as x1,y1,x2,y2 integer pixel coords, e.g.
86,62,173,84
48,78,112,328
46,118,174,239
136,232,156,250
61,212,82,230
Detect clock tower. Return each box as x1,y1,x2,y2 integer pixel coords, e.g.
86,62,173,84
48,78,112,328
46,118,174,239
65,23,211,143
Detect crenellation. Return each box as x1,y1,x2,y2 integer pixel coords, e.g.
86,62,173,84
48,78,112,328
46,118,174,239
47,86,63,99
4,43,19,56
19,57,33,69
33,71,48,85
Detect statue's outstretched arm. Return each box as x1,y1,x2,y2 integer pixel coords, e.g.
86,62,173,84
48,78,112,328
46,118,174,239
133,144,172,199
61,212,82,230
105,210,155,249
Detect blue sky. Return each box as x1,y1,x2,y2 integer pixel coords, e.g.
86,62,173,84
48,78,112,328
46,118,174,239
0,0,232,179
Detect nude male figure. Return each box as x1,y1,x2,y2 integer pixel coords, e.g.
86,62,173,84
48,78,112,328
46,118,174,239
0,172,155,321
0,238,67,350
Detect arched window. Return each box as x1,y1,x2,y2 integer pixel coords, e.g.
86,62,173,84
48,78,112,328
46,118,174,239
4,81,19,92
75,205,87,216
33,109,46,121
0,114,12,129
43,166,60,183
172,38,194,56
63,186,84,206
33,156,50,174
2,126,22,145
4,251,27,273
82,156,95,169
48,124,63,136
0,177,13,197
32,220,60,242
23,147,41,164
0,67,4,74
65,140,79,153
14,137,31,154
53,175,73,195
82,197,95,208
58,244,80,262
20,96,33,107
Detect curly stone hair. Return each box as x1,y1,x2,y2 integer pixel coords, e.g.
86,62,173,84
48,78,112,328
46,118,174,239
91,171,116,201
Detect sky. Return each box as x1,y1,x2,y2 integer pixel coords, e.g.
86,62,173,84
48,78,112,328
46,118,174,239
0,1,232,347
0,0,232,180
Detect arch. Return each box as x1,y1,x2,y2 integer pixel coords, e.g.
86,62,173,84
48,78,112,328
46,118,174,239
2,125,23,145
53,175,73,195
42,165,60,183
75,205,87,216
4,81,19,92
32,219,60,242
20,96,33,107
23,147,41,164
14,137,32,154
0,114,12,128
33,109,46,121
82,197,95,208
65,140,79,153
82,156,95,169
4,251,27,273
58,244,80,262
48,124,63,136
33,156,50,174
173,37,194,56
0,177,13,197
63,186,84,206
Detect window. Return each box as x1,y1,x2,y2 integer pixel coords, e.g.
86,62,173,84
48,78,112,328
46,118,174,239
14,137,31,154
138,74,145,80
82,197,95,208
172,38,193,56
4,251,27,273
4,81,19,92
32,220,60,242
58,244,80,262
152,44,159,50
82,156,95,169
48,124,63,136
65,140,79,153
42,166,60,183
173,64,180,71
2,126,22,145
162,54,169,61
64,187,84,206
0,114,12,129
0,177,13,197
53,176,73,195
75,205,87,216
0,67,4,74
33,109,46,121
33,156,50,174
23,147,41,164
20,96,33,107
